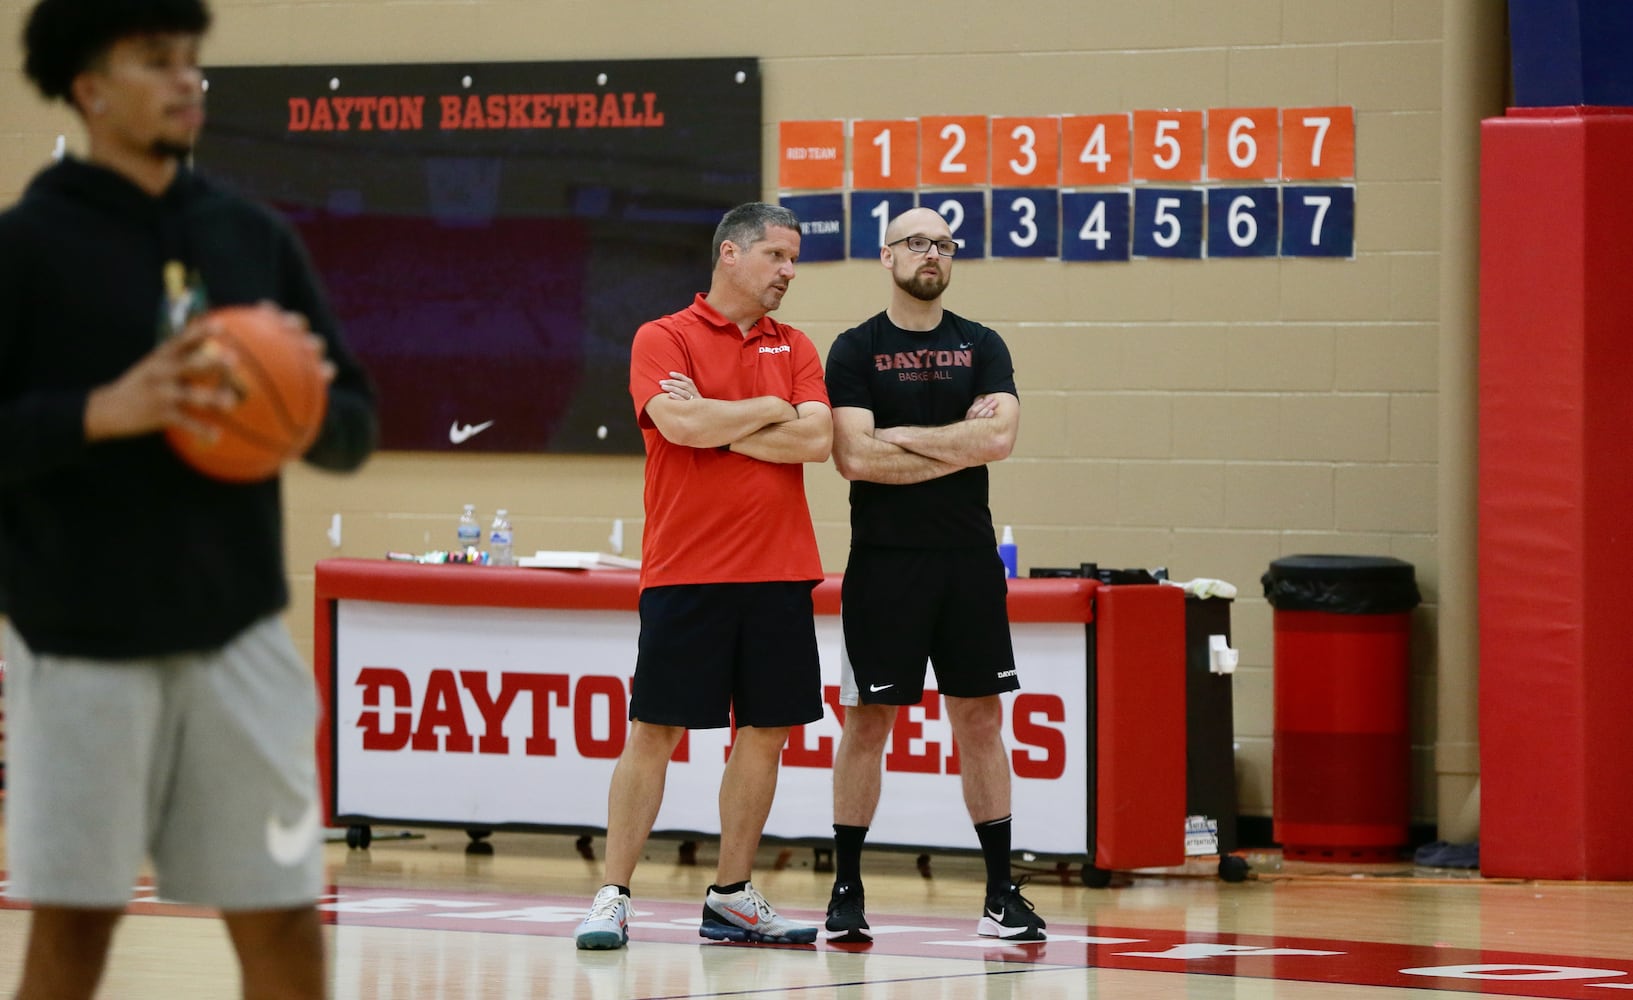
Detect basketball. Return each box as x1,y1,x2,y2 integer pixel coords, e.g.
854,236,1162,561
165,305,328,483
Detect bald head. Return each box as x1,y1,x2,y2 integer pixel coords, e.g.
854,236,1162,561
883,206,952,246
882,206,954,304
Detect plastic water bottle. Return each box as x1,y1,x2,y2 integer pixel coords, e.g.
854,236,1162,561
456,504,481,556
998,525,1018,579
489,508,514,567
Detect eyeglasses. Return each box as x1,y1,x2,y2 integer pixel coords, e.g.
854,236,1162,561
886,235,959,258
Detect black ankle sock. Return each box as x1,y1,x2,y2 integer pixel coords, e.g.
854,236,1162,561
712,879,749,895
834,823,869,888
608,884,631,898
974,815,1013,898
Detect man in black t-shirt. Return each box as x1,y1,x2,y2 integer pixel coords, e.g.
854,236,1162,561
822,207,1045,943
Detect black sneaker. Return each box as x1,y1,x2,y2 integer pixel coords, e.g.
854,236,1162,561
977,879,1046,941
824,882,871,943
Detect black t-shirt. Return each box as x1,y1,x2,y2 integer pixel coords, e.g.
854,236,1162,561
825,310,1017,549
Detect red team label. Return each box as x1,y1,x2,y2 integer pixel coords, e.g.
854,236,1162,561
778,119,846,189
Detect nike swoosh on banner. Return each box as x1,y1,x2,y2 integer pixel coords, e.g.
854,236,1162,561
724,904,760,925
449,419,495,444
266,798,322,867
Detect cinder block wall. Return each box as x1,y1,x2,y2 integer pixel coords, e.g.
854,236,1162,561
0,0,1461,825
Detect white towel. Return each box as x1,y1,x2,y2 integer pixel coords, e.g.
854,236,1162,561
1161,577,1239,599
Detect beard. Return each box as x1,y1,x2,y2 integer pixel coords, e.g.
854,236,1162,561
894,267,949,302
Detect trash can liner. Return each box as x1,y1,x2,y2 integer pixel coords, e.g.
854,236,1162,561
1261,555,1421,615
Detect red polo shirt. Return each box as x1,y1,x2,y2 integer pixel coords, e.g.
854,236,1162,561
630,294,828,589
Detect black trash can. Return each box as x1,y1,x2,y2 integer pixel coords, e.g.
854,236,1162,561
1183,595,1248,881
1032,564,1248,882
1262,555,1421,861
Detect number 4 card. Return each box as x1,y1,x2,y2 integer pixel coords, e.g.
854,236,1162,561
1061,191,1130,261
1062,114,1131,186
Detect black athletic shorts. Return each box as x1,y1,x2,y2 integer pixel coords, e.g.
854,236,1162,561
629,581,824,729
839,546,1019,706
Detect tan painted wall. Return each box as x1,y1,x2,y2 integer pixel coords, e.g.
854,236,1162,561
0,0,1485,826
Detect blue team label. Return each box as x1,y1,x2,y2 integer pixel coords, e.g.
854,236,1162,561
779,193,845,262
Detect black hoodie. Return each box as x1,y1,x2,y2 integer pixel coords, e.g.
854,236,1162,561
0,157,376,658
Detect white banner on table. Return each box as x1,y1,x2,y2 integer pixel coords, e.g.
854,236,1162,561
333,600,1088,855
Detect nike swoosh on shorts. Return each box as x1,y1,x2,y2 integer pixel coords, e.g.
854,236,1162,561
266,799,322,867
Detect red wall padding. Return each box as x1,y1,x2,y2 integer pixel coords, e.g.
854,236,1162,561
1479,107,1633,880
1093,584,1187,870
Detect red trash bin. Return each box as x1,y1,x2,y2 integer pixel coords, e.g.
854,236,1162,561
1264,555,1420,862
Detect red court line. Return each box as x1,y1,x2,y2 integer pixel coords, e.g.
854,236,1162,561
6,879,1631,997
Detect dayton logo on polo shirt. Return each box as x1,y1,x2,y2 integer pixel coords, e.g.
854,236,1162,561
758,345,791,354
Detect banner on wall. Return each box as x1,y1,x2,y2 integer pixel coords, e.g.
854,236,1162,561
331,600,1088,855
198,59,761,455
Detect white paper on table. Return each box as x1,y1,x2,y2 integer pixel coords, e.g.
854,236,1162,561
515,550,641,570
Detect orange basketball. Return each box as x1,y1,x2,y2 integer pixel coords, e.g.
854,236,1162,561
165,305,328,483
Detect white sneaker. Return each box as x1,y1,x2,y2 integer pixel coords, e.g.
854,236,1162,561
575,885,631,950
699,882,817,944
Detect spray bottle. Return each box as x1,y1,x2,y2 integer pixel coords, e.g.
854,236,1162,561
998,525,1018,579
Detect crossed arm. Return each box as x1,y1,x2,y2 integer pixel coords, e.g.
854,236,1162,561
642,371,832,464
831,391,1019,485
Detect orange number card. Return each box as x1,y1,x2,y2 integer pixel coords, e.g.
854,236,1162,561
1282,106,1355,180
1206,107,1279,181
1061,114,1131,186
990,116,1060,187
920,115,989,186
777,120,845,190
851,119,920,190
1131,109,1203,182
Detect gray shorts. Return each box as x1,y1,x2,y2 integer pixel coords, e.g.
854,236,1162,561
3,616,323,910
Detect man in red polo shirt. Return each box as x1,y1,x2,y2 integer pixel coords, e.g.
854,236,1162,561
575,202,832,950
